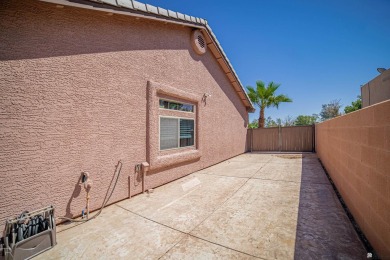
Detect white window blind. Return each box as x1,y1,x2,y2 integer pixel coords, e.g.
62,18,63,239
160,118,179,150
160,117,195,150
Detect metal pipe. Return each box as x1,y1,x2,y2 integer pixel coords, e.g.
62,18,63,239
142,171,146,193
86,191,90,220
58,160,122,223
128,176,131,199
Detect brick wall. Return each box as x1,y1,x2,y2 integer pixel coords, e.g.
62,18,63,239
316,100,390,258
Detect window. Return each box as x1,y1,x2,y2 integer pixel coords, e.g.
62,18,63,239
159,99,194,112
160,117,195,150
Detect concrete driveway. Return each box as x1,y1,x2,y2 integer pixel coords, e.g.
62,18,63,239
37,153,366,259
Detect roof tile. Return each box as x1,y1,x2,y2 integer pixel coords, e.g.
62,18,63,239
100,0,117,6
133,1,147,12
146,4,158,14
157,7,168,17
117,0,134,9
176,12,185,20
168,10,177,18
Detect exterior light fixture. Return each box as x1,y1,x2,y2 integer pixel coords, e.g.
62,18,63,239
203,93,211,99
202,93,211,104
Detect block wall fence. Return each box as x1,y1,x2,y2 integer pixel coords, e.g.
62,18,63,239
316,100,390,258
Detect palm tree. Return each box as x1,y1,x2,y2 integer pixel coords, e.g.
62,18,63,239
247,81,292,128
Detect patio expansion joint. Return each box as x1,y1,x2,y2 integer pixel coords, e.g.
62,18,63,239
185,234,266,260
158,162,273,259
196,172,252,179
194,158,272,179
114,204,264,259
246,159,273,179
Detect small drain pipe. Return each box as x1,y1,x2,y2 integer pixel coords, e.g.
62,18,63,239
141,162,150,193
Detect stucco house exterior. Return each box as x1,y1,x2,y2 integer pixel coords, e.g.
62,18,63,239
0,0,254,224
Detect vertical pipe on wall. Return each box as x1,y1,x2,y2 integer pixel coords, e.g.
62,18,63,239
86,191,90,219
128,176,131,199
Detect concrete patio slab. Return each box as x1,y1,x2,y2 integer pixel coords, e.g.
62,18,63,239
251,162,303,182
197,160,265,178
300,164,333,184
190,179,301,259
266,153,319,165
35,205,184,260
295,183,367,259
160,235,256,260
37,152,366,260
118,173,247,233
226,153,272,163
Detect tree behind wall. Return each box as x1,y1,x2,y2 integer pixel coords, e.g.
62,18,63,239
265,116,278,127
320,100,342,121
344,96,362,114
265,116,297,127
247,81,292,128
282,115,295,126
248,119,258,129
295,114,319,126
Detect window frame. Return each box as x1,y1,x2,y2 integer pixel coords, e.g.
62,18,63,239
159,98,195,113
159,115,196,151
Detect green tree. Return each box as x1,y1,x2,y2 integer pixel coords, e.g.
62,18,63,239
320,99,342,121
282,115,295,126
344,96,362,114
295,114,319,126
265,116,278,128
247,81,292,128
248,119,258,129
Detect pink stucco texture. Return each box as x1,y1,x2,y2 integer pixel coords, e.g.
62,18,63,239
0,0,249,224
316,100,390,258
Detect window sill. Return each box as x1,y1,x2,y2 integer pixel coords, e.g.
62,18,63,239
150,149,201,171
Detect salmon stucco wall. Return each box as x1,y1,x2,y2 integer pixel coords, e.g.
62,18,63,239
0,0,249,224
316,100,390,258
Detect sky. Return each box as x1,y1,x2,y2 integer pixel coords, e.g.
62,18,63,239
144,0,390,122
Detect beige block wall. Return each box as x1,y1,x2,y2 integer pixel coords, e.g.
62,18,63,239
316,100,390,258
0,1,248,224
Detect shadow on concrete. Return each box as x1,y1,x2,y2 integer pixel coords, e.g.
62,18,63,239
293,154,367,259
